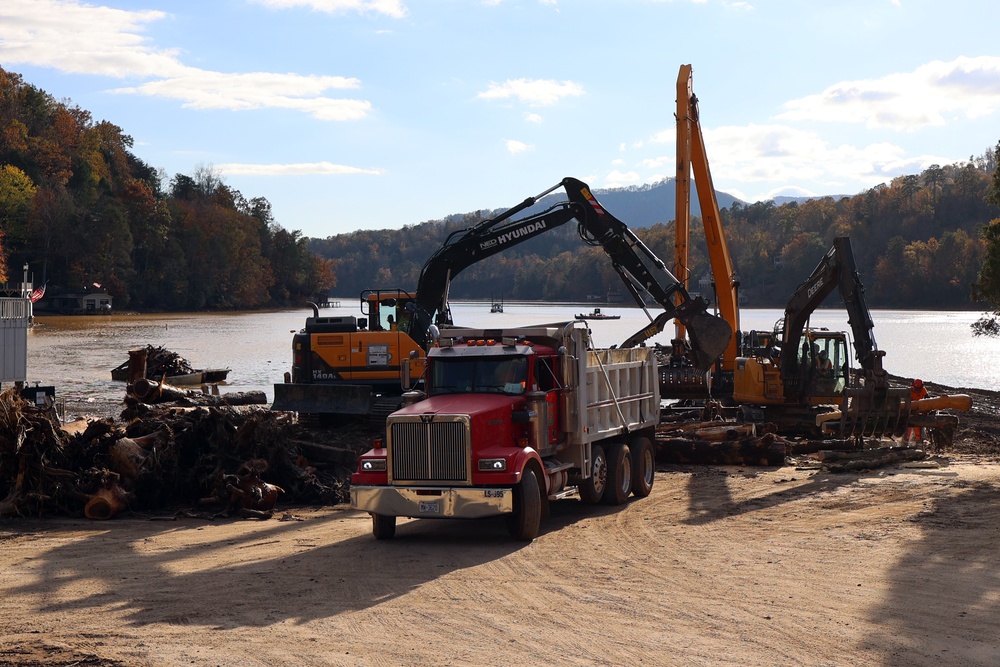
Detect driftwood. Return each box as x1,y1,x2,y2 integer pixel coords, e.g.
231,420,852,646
84,479,130,520
0,384,355,518
819,446,927,473
787,438,858,455
656,432,788,466
180,391,267,407
131,378,194,403
109,437,150,483
127,347,148,385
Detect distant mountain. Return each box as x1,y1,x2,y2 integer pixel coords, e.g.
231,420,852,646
772,194,851,206
465,178,745,229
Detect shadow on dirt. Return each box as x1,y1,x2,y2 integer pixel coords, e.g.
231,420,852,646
672,464,858,525
2,496,620,632
866,480,1000,665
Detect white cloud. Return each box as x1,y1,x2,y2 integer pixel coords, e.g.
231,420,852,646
523,112,543,123
252,0,408,18
505,139,532,154
478,78,584,106
778,56,1000,130
215,161,384,176
113,70,370,120
701,123,953,198
0,0,374,121
639,156,670,169
603,170,641,188
0,0,180,78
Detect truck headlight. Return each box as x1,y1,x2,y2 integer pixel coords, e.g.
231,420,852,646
361,458,387,472
478,458,507,472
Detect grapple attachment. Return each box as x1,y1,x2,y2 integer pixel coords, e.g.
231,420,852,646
837,387,911,439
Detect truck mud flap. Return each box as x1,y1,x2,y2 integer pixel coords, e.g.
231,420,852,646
839,387,910,439
271,383,373,415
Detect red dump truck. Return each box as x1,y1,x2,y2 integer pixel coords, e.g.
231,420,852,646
350,321,660,541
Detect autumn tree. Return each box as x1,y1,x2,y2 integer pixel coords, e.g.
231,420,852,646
972,142,1000,335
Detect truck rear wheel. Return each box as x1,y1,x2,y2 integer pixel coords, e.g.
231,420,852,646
577,444,608,505
507,468,542,541
630,436,655,498
603,443,632,505
372,513,396,540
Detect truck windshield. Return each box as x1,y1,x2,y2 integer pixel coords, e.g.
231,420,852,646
431,356,528,395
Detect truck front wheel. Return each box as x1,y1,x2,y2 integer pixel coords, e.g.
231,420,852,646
577,444,608,505
372,513,396,540
603,443,632,505
507,468,543,541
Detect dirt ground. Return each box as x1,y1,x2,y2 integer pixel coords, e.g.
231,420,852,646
2,381,1000,666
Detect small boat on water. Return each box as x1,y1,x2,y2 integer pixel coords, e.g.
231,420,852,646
575,307,620,320
111,345,230,385
111,362,230,385
490,293,504,313
160,369,231,386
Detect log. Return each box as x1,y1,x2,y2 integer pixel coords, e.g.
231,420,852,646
690,423,756,442
172,391,268,408
127,347,148,385
817,446,923,462
819,446,926,473
131,378,193,403
656,433,787,466
109,437,149,482
787,438,857,455
129,429,170,451
84,483,129,520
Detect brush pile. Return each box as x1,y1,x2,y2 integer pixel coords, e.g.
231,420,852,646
0,388,375,520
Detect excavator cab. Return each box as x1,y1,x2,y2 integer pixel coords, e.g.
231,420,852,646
799,331,849,403
361,289,418,334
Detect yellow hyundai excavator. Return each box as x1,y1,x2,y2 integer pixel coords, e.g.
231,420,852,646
273,177,732,421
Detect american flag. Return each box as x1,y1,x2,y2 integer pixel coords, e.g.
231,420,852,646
28,284,45,303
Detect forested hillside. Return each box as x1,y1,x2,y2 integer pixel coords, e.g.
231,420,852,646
0,67,333,310
311,153,1000,309
2,64,997,313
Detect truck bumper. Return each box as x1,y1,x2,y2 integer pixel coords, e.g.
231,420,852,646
351,485,514,519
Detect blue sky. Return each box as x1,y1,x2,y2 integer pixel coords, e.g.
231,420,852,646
2,0,999,239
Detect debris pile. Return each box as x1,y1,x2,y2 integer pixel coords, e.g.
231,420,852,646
0,388,375,520
111,344,195,381
654,408,932,471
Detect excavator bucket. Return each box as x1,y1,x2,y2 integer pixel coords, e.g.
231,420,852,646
683,310,733,373
271,382,374,416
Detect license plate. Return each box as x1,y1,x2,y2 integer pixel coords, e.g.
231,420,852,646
484,489,506,499
418,500,440,513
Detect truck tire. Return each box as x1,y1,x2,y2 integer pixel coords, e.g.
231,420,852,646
507,468,542,541
630,436,655,498
577,444,608,505
372,513,396,540
603,443,632,505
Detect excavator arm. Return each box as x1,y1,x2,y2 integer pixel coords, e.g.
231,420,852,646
779,237,886,393
411,182,580,346
410,177,732,372
560,178,732,370
675,64,741,372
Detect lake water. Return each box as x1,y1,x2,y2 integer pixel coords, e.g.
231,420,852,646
23,302,1000,418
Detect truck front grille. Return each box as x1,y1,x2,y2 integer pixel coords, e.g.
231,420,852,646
388,416,471,484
